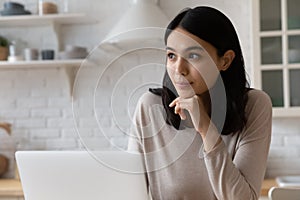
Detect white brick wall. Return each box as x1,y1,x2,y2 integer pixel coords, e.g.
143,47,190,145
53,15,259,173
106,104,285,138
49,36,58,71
266,118,300,178
0,0,299,179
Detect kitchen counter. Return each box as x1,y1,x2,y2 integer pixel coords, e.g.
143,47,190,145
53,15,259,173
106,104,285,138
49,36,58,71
0,179,23,197
0,178,277,198
260,179,278,196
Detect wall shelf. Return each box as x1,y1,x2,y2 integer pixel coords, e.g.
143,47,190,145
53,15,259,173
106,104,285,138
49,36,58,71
0,12,96,97
0,59,84,69
0,59,84,96
0,13,97,27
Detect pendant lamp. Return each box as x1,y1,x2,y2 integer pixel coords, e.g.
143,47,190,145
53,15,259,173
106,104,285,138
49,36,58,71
103,0,169,43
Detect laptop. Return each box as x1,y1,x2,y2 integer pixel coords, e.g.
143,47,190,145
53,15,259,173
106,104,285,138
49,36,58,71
15,150,150,200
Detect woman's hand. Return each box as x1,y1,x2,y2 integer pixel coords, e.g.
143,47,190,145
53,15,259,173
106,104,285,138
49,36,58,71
169,95,211,137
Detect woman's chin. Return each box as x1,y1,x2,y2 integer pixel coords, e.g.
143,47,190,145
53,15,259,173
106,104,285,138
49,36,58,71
177,90,195,99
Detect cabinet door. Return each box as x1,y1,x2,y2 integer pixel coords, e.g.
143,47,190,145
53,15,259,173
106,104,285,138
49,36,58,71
262,70,284,107
260,0,281,31
261,36,282,65
289,69,300,106
288,35,300,64
287,0,300,30
254,0,300,116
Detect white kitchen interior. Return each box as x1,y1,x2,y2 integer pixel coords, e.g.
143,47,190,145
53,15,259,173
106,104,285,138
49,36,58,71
0,0,300,199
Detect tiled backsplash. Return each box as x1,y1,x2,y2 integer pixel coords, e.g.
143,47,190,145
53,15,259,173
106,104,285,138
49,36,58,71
1,0,300,179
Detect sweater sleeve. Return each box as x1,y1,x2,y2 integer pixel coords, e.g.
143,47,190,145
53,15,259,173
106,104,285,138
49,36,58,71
127,94,146,153
202,90,272,200
127,92,162,153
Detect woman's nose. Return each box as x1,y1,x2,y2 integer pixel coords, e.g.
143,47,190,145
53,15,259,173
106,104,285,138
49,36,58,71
175,57,189,76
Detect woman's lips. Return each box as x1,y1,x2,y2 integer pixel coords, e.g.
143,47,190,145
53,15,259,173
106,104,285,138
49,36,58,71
175,81,192,88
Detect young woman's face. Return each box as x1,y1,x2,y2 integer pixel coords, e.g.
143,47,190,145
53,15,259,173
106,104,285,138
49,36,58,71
166,28,223,98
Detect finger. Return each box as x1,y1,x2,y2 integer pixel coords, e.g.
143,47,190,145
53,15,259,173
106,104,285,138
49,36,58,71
174,102,181,114
175,99,193,112
169,97,180,107
169,100,176,108
178,109,187,120
173,101,187,120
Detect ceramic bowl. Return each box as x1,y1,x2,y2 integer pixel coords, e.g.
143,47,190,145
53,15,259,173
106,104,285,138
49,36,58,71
1,2,31,16
0,8,31,16
3,2,24,10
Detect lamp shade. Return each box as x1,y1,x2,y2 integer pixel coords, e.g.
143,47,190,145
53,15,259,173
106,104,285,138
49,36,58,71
104,0,169,43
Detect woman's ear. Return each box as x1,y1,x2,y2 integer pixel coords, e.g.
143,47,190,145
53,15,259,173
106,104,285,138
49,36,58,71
219,50,235,71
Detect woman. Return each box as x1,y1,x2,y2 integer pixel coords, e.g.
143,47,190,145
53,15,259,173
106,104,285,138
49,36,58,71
128,6,272,200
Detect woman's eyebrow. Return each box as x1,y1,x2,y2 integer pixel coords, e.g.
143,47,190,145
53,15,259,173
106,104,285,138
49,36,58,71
185,46,204,51
166,46,204,52
166,47,175,51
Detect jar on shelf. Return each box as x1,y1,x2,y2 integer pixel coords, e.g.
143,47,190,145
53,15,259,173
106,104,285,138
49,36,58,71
38,0,58,15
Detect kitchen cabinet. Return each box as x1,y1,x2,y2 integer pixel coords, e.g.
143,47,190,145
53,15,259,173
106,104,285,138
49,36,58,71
252,0,300,117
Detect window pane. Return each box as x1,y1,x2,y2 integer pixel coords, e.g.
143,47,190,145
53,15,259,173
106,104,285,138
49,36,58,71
289,69,300,106
261,37,282,64
260,0,281,31
287,0,300,29
288,35,300,63
262,70,284,107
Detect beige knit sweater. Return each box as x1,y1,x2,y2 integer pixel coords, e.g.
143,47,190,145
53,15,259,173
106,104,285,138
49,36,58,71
128,89,272,200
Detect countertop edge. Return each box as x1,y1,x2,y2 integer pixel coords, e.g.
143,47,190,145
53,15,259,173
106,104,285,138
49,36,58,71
260,179,278,196
0,179,23,197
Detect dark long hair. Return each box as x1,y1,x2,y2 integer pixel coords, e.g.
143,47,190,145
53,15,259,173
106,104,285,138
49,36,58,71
150,6,250,135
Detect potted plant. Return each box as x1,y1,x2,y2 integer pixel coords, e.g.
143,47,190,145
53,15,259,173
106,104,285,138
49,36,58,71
0,35,9,61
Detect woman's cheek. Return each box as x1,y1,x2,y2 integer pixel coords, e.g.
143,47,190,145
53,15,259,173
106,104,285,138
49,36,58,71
193,60,219,89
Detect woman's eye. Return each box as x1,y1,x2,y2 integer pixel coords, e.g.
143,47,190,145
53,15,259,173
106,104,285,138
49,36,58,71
188,53,200,59
167,53,176,60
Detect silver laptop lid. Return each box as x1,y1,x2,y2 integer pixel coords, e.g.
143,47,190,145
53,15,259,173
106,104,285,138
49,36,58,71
16,151,149,200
